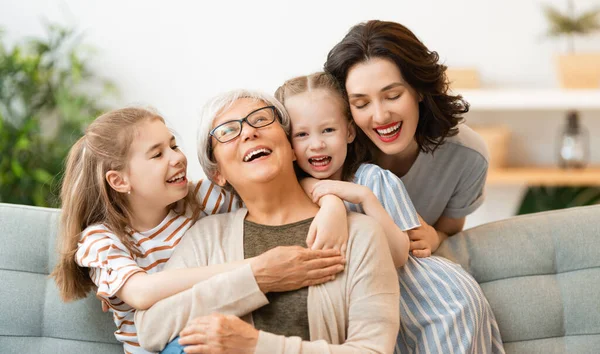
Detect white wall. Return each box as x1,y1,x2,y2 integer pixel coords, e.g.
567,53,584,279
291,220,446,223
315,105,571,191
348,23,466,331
2,0,599,227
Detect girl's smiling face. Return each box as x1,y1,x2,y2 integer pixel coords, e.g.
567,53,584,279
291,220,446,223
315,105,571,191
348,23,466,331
285,89,355,181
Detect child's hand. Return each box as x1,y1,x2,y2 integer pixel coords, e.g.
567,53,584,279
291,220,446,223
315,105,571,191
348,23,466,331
311,180,370,205
408,214,440,257
307,195,348,254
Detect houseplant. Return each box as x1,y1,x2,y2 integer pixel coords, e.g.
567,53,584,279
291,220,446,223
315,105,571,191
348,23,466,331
543,0,600,88
0,23,116,207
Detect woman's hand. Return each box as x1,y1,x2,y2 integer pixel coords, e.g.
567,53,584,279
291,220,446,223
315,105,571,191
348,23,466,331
310,180,371,205
250,246,345,293
408,214,445,257
178,313,258,354
307,194,348,252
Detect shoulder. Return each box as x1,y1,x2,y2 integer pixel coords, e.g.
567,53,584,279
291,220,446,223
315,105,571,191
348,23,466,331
354,163,396,183
346,212,386,244
185,208,245,241
443,123,489,163
79,224,120,246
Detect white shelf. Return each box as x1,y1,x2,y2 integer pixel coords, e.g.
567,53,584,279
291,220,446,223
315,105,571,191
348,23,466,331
455,89,600,111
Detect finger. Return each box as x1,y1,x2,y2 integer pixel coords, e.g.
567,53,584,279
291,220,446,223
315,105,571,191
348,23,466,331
307,264,345,279
407,230,422,241
412,248,432,258
305,248,341,259
341,243,347,260
306,225,316,249
305,256,345,270
101,301,109,312
410,240,429,251
179,333,207,345
183,344,211,354
304,274,337,287
180,323,207,336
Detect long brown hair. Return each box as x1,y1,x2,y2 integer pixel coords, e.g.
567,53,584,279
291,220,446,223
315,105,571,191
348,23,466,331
275,71,371,181
51,107,200,302
324,20,469,154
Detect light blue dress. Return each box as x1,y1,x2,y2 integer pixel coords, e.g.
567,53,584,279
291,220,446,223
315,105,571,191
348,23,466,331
348,163,505,354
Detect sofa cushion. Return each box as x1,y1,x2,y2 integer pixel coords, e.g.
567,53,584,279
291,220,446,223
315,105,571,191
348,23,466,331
0,203,121,353
436,205,600,354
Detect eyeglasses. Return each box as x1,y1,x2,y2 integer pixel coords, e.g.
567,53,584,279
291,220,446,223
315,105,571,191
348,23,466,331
209,106,278,144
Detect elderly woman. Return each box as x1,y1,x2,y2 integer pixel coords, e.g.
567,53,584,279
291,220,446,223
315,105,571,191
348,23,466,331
134,89,399,353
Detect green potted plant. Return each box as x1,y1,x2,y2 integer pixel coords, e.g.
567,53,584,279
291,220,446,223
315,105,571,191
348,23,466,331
0,23,116,207
543,0,600,88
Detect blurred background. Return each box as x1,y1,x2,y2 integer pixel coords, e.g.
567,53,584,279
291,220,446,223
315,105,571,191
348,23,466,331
1,0,599,228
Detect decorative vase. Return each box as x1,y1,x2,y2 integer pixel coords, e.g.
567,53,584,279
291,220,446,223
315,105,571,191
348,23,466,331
557,111,589,169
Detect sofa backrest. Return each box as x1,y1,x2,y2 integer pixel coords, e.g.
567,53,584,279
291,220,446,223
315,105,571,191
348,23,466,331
437,205,600,354
0,203,121,353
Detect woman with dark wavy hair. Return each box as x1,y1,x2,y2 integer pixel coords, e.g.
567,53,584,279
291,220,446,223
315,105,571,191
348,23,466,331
325,20,505,353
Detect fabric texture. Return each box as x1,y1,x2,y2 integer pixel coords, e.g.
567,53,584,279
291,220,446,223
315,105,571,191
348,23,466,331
400,123,489,225
134,209,400,353
75,180,240,353
350,162,504,354
243,219,311,340
436,204,600,354
347,163,420,231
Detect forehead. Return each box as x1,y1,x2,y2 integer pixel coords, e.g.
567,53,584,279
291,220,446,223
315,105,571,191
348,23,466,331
346,57,405,91
286,90,347,124
213,98,268,127
131,119,170,149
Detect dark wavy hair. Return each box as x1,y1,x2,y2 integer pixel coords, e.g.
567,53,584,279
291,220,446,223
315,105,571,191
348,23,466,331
324,20,469,154
275,72,372,181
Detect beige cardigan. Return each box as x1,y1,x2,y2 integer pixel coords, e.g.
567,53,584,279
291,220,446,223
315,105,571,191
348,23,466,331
135,209,399,353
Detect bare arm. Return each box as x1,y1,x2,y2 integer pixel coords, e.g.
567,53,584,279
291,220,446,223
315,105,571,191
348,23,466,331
311,180,409,267
116,261,249,310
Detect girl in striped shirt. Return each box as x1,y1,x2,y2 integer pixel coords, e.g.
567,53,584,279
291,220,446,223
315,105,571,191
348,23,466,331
51,107,348,354
276,72,504,354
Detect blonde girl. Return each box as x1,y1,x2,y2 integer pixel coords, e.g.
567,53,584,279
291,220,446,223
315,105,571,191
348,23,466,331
51,107,347,353
276,72,504,354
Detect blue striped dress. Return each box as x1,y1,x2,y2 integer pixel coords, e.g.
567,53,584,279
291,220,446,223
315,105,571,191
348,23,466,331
347,164,505,354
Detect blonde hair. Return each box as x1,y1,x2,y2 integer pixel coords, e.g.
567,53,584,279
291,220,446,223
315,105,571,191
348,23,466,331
51,107,200,302
196,89,290,189
274,72,371,181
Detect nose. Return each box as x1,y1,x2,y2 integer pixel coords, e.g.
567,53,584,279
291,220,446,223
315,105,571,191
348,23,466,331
372,101,391,125
309,136,326,151
169,148,186,167
240,121,259,142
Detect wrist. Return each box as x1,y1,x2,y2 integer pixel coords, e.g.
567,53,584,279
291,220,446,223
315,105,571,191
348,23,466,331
249,256,270,294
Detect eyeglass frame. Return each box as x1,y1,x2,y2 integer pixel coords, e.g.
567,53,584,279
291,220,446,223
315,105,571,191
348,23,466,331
209,105,279,144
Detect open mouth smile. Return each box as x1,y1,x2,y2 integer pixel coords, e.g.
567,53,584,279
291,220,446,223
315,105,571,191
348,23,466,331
243,147,272,162
374,122,402,142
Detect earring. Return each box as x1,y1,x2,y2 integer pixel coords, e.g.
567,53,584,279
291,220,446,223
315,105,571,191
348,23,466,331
127,189,131,195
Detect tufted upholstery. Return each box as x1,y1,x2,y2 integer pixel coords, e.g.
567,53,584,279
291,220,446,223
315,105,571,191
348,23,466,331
436,204,600,354
0,203,121,354
2,202,599,353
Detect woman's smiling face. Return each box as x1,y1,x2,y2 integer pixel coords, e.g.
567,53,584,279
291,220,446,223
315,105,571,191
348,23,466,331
345,57,421,158
210,98,295,189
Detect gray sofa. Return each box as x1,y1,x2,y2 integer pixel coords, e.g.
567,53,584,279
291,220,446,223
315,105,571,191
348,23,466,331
1,202,599,354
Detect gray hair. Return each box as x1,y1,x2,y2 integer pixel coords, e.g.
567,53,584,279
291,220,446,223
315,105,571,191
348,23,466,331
196,89,291,186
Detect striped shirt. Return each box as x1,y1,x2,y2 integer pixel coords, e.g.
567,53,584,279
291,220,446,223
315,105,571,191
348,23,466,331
348,165,504,353
346,163,420,231
75,180,241,354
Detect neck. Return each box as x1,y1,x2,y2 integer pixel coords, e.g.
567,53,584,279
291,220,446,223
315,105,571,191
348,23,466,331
127,199,171,232
236,171,319,225
376,139,420,178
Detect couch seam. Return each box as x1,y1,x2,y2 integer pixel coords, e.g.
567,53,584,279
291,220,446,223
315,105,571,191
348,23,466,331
478,265,600,285
0,334,120,345
0,268,50,276
503,332,600,344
